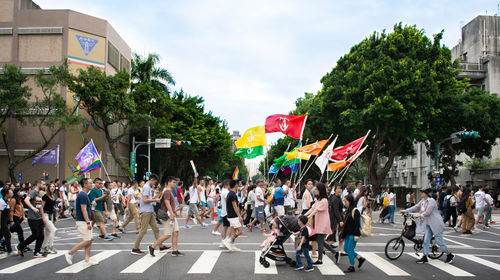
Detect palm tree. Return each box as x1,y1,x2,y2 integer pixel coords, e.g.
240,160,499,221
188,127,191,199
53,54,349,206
131,53,175,93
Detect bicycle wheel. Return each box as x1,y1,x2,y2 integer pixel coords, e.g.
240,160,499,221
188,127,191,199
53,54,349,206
385,237,405,260
428,237,444,259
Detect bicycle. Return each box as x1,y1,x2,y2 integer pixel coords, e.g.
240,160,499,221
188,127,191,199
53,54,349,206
384,213,443,260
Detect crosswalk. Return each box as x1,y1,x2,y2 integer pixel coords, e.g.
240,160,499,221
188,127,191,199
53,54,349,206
0,250,499,277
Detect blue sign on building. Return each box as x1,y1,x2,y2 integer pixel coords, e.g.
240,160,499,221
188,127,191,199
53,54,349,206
76,35,98,56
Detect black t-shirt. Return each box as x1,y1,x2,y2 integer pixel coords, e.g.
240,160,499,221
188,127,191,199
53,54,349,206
300,226,311,249
226,190,238,218
42,194,56,214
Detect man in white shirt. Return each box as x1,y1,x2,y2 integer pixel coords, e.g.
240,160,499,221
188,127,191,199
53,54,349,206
283,180,294,216
248,180,267,232
118,181,140,232
353,181,362,201
484,188,494,227
474,186,487,225
184,175,205,229
218,180,231,247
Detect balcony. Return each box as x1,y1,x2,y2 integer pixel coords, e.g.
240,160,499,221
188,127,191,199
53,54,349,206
457,63,486,80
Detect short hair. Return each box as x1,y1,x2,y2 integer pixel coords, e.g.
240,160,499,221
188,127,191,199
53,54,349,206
62,180,67,184
34,179,42,186
223,179,231,187
298,215,308,225
104,181,110,188
94,178,102,183
131,180,138,186
81,178,90,187
167,176,176,183
1,188,10,197
149,173,159,181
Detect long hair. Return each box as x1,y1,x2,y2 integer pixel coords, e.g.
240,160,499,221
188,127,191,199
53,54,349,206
355,186,366,202
316,182,328,200
46,184,55,199
344,194,355,214
12,187,22,204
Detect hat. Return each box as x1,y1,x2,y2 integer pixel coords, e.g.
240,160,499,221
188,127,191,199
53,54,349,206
421,188,432,195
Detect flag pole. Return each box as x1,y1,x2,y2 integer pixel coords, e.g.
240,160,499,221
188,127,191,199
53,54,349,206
56,144,60,179
97,151,111,182
298,134,335,184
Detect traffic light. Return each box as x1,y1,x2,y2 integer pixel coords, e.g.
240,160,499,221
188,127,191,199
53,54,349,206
43,171,49,180
174,140,191,146
456,131,479,139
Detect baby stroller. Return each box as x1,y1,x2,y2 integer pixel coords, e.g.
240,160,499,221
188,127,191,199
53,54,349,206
259,216,300,268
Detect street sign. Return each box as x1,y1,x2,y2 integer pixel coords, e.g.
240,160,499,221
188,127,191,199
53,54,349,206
146,172,151,179
130,152,136,179
155,138,171,148
18,172,22,182
436,177,441,185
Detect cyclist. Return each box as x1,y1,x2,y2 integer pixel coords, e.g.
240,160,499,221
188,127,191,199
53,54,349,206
400,188,455,264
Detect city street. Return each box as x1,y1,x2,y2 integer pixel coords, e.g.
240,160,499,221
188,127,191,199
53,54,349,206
1,210,499,280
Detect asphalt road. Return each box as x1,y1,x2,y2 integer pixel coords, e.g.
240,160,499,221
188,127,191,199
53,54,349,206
1,210,499,280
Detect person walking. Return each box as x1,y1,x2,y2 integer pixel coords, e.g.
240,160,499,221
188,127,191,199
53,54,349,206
248,180,267,233
118,181,141,233
382,187,396,224
64,178,99,266
340,194,366,273
131,174,167,255
458,186,475,234
401,188,455,264
0,188,15,256
443,189,457,228
18,180,47,258
9,188,26,252
329,185,345,263
301,180,314,215
149,176,183,257
305,183,338,266
294,215,314,272
88,178,113,241
41,183,58,254
223,179,243,252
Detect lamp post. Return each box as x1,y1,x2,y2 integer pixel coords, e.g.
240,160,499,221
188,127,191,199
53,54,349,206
148,98,157,175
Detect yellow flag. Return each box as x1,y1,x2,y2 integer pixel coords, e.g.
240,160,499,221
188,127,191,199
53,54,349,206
285,149,311,161
235,126,266,149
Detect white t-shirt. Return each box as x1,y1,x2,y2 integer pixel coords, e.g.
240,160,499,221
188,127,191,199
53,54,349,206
341,188,349,199
0,199,8,211
189,186,199,204
127,188,137,204
485,194,494,206
406,193,410,203
302,189,311,210
353,188,360,199
475,190,486,208
220,187,229,217
283,185,293,206
199,185,206,203
445,194,456,206
356,196,365,211
388,192,395,206
110,188,120,204
254,187,264,207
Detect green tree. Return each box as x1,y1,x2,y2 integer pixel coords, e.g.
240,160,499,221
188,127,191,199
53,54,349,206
292,23,467,192
131,53,175,93
0,64,79,181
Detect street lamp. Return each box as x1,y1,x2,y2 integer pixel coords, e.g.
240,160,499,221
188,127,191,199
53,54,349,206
148,98,157,175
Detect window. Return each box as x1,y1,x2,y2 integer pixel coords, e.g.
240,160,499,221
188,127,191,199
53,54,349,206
120,54,130,73
107,41,119,70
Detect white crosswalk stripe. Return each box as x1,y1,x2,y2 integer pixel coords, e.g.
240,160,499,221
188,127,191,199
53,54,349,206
121,251,167,273
188,250,222,274
359,252,410,276
458,254,500,271
254,251,278,274
0,251,66,274
316,255,344,275
57,250,120,273
407,253,475,277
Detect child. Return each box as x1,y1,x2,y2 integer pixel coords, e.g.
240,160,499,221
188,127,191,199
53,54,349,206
261,220,280,251
295,215,314,272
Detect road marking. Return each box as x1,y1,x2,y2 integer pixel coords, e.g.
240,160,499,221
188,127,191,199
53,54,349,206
56,250,120,273
443,237,472,248
459,254,500,271
359,252,410,276
0,251,65,274
407,253,474,276
254,251,277,274
187,250,221,274
316,255,344,275
121,251,167,273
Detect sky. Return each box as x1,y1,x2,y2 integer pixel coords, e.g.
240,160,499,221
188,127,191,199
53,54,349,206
38,0,498,145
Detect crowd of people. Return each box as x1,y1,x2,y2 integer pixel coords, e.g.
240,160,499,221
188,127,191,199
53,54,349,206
0,176,498,272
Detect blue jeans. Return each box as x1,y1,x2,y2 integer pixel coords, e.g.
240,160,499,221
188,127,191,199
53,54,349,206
384,205,395,223
295,247,312,268
423,225,449,256
344,235,358,265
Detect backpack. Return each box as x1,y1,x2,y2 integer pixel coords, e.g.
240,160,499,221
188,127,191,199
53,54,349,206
383,196,389,207
184,191,190,204
457,197,467,214
442,196,451,211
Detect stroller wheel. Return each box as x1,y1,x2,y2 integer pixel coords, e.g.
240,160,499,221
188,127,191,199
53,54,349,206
263,261,270,268
259,257,265,264
289,260,297,267
285,258,291,264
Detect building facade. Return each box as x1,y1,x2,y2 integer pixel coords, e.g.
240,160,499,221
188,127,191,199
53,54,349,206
0,0,131,182
383,15,500,190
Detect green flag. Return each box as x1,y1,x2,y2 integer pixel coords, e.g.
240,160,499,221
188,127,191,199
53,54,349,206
235,146,264,159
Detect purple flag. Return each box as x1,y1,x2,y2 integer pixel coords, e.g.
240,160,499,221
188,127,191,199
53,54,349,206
280,166,291,176
75,140,100,171
32,146,59,166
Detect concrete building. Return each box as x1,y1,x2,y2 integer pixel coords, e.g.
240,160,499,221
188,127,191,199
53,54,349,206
0,0,131,182
384,15,500,190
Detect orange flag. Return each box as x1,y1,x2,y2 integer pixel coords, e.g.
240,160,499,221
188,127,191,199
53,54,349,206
327,161,348,172
298,139,329,156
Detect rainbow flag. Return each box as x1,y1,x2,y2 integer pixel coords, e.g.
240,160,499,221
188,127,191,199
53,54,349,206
74,140,102,176
232,166,240,181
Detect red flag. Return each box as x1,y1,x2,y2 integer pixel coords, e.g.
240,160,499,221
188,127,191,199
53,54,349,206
330,132,369,162
265,114,307,139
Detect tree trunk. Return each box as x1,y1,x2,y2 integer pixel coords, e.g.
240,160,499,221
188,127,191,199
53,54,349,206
104,127,132,179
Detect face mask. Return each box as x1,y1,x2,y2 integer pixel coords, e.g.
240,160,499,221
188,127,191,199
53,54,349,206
20,192,26,196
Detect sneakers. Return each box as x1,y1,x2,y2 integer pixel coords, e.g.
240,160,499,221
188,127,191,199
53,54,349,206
148,245,155,257
117,228,126,233
201,223,208,228
334,251,340,264
211,231,221,236
294,265,304,271
33,252,48,258
304,266,314,272
171,251,184,257
131,248,145,255
17,245,24,257
84,259,99,266
103,236,114,241
65,252,73,265
184,225,192,229
358,256,366,268
344,266,355,273
445,253,455,264
48,247,58,254
229,244,241,252
111,233,120,238
416,255,428,264
219,242,225,248
159,246,171,251
313,260,323,266
222,239,232,250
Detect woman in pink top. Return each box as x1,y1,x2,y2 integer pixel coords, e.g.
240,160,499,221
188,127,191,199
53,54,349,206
306,183,338,265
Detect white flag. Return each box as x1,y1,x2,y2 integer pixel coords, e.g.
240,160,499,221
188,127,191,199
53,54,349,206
315,135,338,174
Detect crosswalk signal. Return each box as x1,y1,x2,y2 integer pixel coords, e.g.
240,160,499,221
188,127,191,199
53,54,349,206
175,140,191,146
456,131,479,139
